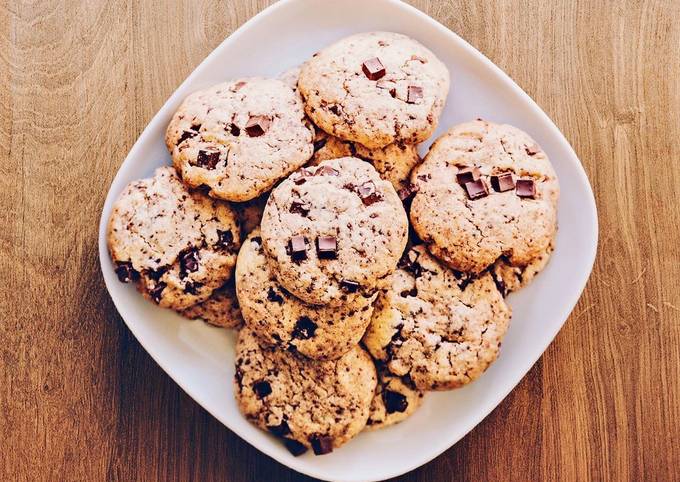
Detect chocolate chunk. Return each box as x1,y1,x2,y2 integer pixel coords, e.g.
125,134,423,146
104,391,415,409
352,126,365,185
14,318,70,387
525,143,540,156
177,130,197,145
196,150,221,169
313,137,327,152
147,266,167,281
361,57,386,80
398,250,422,277
251,236,262,247
232,80,247,91
406,85,423,104
293,167,314,185
179,247,199,275
492,273,508,297
227,123,240,136
464,179,489,200
288,235,308,261
316,236,337,259
216,230,235,250
267,287,284,304
329,104,342,116
184,281,202,295
290,200,311,217
310,436,333,455
456,166,481,185
190,124,201,132
397,183,419,201
384,390,409,413
245,115,271,137
292,316,317,339
252,380,272,398
315,165,339,176
357,181,383,206
115,262,138,283
516,179,536,198
267,421,291,437
417,174,429,182
490,172,515,192
340,279,360,293
284,439,308,456
149,282,166,304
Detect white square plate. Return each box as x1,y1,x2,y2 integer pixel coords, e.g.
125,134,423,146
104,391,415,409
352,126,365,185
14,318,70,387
98,0,598,480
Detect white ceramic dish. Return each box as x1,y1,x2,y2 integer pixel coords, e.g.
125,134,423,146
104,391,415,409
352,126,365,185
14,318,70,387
98,0,598,480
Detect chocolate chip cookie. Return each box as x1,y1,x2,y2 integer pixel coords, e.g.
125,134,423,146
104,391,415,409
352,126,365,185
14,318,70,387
310,128,421,192
260,157,408,306
363,245,511,391
181,280,242,328
366,362,424,430
410,119,559,274
107,166,241,310
236,230,377,360
299,32,450,149
234,328,376,455
166,78,314,202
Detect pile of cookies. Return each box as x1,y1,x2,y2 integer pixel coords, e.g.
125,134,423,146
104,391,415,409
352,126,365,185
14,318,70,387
107,32,559,456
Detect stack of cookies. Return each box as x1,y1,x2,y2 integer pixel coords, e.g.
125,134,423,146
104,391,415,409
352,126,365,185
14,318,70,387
106,31,559,456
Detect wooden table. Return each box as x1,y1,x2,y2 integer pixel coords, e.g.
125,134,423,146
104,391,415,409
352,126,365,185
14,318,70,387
2,1,679,480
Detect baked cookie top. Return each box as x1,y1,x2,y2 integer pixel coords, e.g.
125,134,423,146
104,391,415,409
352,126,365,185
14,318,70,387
490,238,555,297
180,280,242,329
365,362,424,431
410,119,559,274
107,166,241,310
309,127,421,192
166,78,314,202
299,32,450,149
234,328,376,455
363,245,511,391
261,157,408,306
235,230,376,360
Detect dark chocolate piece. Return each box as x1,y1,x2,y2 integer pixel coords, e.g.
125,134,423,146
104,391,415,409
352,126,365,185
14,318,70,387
384,390,409,413
149,282,166,304
397,183,419,201
177,130,197,145
525,143,540,156
267,421,291,437
464,179,489,200
310,436,334,455
292,316,317,340
516,179,536,198
290,200,310,217
315,165,339,176
216,230,235,250
245,115,271,137
406,85,423,104
456,166,481,185
490,172,515,192
252,380,272,398
357,181,383,206
288,235,308,261
284,439,308,456
196,150,221,169
316,236,337,259
179,248,199,275
293,167,314,185
340,279,360,293
115,262,138,283
362,57,386,80
227,123,240,136
267,287,284,304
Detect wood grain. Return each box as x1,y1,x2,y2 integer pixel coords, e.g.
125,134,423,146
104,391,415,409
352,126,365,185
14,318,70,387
1,0,678,480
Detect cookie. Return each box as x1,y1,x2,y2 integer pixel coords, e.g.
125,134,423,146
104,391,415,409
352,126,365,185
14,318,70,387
236,230,377,360
107,167,241,310
180,281,242,328
234,328,376,455
232,193,268,240
362,245,511,391
166,78,314,202
299,32,450,149
278,66,301,91
365,363,424,430
260,157,408,306
309,128,421,192
410,120,559,274
489,239,555,296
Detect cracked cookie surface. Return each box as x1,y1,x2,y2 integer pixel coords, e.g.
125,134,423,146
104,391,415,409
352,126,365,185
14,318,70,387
489,238,555,297
362,245,511,391
236,230,377,360
261,157,408,306
166,78,314,201
366,362,424,430
299,32,450,149
181,280,242,328
234,328,376,454
410,120,559,274
309,127,421,192
107,166,241,310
